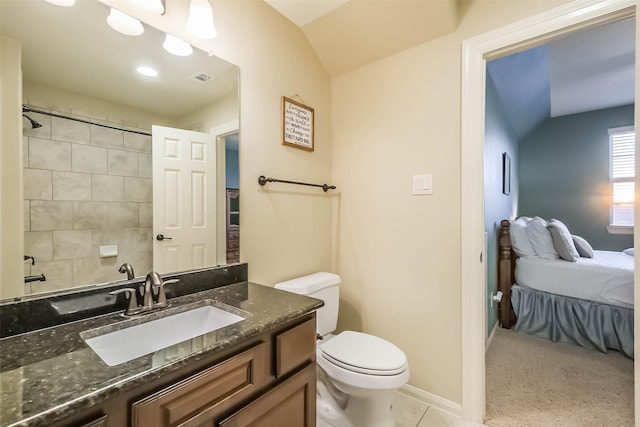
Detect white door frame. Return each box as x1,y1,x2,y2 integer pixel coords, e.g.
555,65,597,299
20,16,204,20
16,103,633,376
460,0,637,422
210,120,240,266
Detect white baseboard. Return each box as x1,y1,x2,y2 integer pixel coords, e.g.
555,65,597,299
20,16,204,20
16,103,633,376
399,384,462,417
485,321,498,352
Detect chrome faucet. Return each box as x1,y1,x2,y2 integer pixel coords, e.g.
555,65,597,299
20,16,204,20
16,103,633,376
118,263,135,280
110,272,179,316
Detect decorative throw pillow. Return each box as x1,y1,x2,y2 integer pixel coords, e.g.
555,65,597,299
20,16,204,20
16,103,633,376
547,219,580,262
509,217,537,258
526,217,559,260
572,235,594,258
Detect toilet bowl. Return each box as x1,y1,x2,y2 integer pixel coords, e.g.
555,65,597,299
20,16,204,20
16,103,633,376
317,331,409,427
274,273,409,427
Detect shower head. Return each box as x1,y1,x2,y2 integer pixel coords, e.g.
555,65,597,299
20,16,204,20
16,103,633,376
22,114,42,129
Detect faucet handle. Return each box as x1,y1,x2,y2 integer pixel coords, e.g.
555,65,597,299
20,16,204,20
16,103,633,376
110,288,141,315
153,279,179,308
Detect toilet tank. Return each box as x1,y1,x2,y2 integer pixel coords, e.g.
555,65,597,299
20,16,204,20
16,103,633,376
274,272,340,337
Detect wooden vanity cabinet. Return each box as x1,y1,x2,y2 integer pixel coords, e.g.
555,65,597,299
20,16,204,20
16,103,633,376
50,313,316,427
131,313,316,427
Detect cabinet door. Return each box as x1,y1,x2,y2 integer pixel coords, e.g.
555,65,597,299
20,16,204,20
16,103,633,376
132,343,267,427
276,318,316,378
219,364,316,427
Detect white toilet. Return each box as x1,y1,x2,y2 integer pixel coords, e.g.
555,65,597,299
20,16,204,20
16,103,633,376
274,272,409,427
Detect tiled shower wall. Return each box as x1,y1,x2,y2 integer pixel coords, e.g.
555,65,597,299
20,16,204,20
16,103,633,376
23,105,153,293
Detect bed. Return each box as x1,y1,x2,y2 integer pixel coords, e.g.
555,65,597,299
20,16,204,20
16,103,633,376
497,218,634,358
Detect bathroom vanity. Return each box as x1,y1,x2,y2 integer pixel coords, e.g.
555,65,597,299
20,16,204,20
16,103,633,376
0,265,321,426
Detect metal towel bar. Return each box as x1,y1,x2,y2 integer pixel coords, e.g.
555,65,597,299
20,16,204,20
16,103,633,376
258,175,336,192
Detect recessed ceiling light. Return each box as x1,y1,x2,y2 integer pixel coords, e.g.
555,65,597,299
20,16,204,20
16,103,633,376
163,34,193,57
107,8,144,36
45,0,76,6
137,66,158,77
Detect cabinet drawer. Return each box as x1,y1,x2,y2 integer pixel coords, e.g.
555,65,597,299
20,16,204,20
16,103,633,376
276,318,316,378
219,363,316,427
131,343,267,427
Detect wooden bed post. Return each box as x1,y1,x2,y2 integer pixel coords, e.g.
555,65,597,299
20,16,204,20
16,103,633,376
498,220,517,328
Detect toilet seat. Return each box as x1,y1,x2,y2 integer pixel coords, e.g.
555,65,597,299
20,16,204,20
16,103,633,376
320,331,408,376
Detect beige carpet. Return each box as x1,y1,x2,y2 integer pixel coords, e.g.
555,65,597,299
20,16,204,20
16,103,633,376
485,327,634,426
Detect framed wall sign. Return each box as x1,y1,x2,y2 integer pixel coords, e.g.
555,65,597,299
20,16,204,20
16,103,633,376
282,96,314,151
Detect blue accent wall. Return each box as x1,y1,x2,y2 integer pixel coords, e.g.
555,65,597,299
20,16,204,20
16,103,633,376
484,73,520,335
519,104,634,251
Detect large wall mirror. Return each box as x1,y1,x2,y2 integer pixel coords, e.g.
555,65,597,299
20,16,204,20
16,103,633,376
1,0,240,299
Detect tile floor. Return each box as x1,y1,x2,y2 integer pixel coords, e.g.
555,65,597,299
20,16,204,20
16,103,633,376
317,391,485,427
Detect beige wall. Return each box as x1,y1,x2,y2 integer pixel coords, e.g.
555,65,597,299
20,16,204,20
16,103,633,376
23,81,176,129
1,37,24,300
100,0,335,286
4,0,584,408
103,0,578,405
200,1,334,285
176,91,239,132
332,0,571,403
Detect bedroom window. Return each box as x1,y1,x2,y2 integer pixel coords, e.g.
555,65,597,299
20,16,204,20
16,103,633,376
609,126,635,230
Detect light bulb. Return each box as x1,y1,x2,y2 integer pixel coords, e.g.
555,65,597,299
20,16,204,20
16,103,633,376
163,34,193,57
129,0,164,15
45,0,76,6
107,8,144,36
186,0,217,39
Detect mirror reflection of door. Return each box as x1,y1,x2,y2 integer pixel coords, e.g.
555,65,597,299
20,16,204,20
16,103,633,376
152,125,216,273
225,132,239,263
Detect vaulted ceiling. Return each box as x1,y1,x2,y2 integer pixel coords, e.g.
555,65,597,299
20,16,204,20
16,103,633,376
488,18,635,139
266,1,635,139
264,0,458,76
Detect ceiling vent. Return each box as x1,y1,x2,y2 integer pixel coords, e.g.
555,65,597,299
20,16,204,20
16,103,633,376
188,72,214,83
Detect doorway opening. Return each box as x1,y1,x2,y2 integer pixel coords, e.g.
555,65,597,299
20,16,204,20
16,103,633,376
460,0,637,422
483,18,635,425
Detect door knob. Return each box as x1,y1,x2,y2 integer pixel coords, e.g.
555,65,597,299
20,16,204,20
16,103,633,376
156,234,172,241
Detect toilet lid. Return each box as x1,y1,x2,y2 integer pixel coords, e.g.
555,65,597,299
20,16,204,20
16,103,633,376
320,331,407,376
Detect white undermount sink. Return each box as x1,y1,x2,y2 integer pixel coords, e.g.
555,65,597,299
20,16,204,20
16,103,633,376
81,300,248,366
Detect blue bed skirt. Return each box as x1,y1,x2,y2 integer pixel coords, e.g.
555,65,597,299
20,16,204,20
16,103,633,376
511,284,634,358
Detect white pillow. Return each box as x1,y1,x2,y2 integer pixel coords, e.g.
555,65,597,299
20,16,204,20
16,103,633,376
509,217,536,258
623,248,634,256
572,235,594,258
526,217,559,260
547,219,579,262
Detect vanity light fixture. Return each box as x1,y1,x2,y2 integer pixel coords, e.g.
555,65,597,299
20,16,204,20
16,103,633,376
129,0,165,15
136,66,158,77
186,0,217,39
107,8,144,36
44,0,76,6
163,34,193,57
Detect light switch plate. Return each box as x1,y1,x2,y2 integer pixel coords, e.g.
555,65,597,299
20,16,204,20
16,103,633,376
412,174,433,195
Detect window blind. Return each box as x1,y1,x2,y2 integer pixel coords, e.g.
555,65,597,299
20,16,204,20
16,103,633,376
610,126,635,226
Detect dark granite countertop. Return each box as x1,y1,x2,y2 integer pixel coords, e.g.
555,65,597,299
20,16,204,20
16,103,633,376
0,282,322,427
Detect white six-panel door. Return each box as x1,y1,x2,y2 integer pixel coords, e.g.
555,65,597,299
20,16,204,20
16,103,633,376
152,125,216,274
